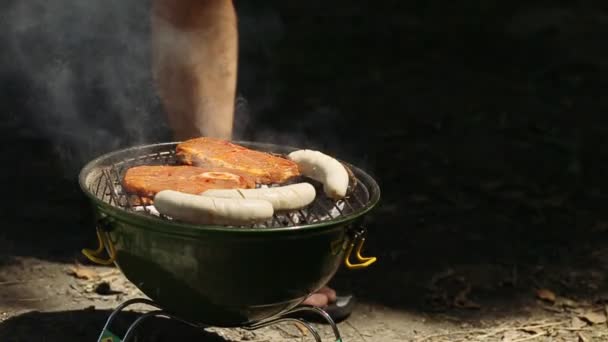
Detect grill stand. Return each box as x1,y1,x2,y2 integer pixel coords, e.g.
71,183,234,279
97,298,343,342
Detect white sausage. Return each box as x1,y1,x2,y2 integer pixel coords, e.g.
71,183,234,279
154,190,274,226
287,150,349,199
201,183,316,211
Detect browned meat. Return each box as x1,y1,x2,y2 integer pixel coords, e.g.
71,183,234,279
176,137,300,184
122,165,256,202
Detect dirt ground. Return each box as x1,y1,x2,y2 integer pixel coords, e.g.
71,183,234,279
3,1,608,341
1,256,608,342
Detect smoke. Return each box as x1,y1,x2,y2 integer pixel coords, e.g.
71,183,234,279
233,1,284,141
1,0,369,177
234,3,355,160
2,0,169,177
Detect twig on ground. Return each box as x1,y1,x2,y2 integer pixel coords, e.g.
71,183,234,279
272,325,300,338
0,281,26,286
345,320,368,342
292,322,309,337
558,327,592,331
475,321,562,339
510,331,546,342
415,321,565,342
12,297,45,302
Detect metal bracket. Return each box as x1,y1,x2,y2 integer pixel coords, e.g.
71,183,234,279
82,216,117,265
344,226,377,270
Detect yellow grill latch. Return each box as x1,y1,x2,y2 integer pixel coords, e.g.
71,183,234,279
344,227,377,270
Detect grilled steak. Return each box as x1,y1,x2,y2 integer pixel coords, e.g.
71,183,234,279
122,165,256,201
176,137,300,184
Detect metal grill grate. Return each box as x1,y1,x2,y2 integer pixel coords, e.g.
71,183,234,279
88,147,371,228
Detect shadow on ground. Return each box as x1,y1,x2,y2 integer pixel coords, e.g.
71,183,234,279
0,309,229,342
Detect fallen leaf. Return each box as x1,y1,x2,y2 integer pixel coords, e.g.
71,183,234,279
580,311,607,325
521,328,543,335
67,265,97,280
294,322,308,336
429,269,455,287
578,332,589,342
98,269,120,278
559,297,579,309
571,316,587,329
536,288,556,303
458,300,481,310
572,307,586,315
454,296,481,310
454,285,481,310
501,330,521,341
542,305,564,313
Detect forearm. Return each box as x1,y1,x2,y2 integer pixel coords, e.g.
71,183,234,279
151,0,237,140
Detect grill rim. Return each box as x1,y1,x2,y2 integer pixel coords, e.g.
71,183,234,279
78,141,381,234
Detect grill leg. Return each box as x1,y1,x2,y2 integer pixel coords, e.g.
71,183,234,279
285,306,342,342
244,306,343,342
121,310,166,342
245,317,323,342
97,298,161,342
98,298,206,342
98,298,342,342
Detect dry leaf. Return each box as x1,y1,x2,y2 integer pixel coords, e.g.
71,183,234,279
501,330,521,341
580,311,607,325
454,297,481,310
454,285,481,310
429,269,455,287
571,316,587,329
536,288,556,303
294,322,308,336
67,265,97,280
559,297,579,309
578,332,590,342
521,328,543,335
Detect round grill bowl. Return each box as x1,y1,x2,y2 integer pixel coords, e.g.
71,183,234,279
78,141,380,327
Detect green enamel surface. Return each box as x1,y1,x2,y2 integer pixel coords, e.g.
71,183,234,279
99,217,353,326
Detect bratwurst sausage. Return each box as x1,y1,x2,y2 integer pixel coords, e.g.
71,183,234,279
154,190,274,225
287,150,349,200
201,182,316,211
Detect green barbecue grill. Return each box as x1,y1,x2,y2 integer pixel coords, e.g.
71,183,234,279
79,141,380,342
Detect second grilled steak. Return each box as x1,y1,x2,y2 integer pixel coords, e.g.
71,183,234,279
176,137,300,184
122,165,256,200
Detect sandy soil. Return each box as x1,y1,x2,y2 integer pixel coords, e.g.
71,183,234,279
1,255,608,341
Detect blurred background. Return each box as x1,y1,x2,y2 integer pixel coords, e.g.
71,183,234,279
1,0,608,340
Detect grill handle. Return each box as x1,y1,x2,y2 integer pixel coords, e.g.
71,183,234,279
344,226,377,270
81,216,117,266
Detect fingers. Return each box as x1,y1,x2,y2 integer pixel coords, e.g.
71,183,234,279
318,286,337,303
302,286,339,308
302,293,329,308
